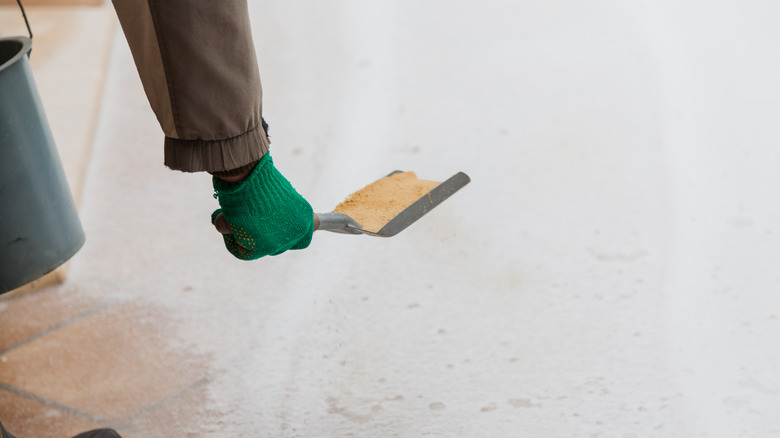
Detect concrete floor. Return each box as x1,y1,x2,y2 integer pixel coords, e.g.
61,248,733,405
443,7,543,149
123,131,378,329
2,1,780,437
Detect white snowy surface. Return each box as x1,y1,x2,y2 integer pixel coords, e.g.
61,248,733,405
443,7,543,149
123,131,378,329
71,1,780,436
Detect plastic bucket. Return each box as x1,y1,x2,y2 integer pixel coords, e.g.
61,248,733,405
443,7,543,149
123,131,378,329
0,36,85,294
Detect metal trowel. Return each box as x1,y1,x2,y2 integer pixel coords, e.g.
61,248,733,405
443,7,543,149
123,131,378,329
315,171,470,237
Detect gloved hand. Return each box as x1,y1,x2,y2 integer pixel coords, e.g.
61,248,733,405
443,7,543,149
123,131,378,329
211,153,314,260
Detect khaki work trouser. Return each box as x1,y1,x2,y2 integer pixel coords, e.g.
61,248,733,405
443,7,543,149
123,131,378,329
112,0,269,173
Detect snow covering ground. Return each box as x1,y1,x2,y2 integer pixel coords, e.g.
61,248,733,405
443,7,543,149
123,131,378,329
72,1,780,436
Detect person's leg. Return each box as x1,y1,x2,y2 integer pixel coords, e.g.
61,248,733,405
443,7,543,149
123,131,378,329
70,429,122,438
111,0,315,259
0,420,122,438
0,421,17,438
111,0,269,173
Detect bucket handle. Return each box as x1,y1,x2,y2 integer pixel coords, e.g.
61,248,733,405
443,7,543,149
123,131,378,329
16,0,33,41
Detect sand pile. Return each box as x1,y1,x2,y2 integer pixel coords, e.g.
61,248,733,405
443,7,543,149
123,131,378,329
334,172,440,232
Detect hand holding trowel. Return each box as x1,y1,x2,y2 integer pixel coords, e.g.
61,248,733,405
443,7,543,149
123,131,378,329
211,154,469,259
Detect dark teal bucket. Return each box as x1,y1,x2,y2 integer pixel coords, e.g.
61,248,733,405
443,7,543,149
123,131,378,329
0,36,85,294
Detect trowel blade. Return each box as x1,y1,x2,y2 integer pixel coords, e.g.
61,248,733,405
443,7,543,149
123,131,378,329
369,171,470,237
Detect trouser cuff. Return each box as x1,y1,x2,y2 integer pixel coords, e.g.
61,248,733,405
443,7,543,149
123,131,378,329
163,121,270,173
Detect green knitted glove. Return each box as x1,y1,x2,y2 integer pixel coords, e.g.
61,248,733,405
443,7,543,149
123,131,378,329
211,154,314,260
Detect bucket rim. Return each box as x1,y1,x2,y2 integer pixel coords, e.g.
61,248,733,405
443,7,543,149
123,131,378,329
0,36,32,74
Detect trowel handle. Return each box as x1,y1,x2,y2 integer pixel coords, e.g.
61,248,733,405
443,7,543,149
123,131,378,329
314,213,363,234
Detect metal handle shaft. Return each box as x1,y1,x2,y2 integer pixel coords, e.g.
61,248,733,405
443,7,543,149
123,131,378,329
314,212,363,234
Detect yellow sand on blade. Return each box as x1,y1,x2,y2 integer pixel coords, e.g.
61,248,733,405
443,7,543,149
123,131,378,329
334,171,441,232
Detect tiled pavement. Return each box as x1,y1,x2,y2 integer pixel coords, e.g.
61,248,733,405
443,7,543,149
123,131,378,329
0,288,211,438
